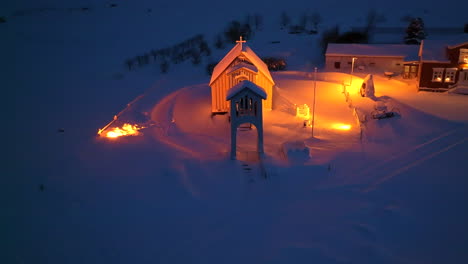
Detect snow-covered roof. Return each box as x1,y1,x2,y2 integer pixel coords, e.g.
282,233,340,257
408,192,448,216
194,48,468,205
226,80,267,100
226,62,258,75
422,36,468,62
210,43,274,86
326,44,420,61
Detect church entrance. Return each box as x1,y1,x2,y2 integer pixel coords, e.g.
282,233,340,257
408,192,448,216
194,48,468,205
236,122,259,162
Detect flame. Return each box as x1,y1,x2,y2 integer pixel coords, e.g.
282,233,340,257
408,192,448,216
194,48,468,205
331,123,351,130
99,123,143,138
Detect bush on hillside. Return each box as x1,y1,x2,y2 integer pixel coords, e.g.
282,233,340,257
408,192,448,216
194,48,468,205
262,57,286,71
224,20,253,43
206,62,217,75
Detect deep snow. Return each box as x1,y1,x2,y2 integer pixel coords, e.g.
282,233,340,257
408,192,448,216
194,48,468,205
3,1,468,263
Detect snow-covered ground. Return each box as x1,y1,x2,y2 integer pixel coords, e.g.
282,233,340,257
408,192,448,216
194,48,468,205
3,1,468,263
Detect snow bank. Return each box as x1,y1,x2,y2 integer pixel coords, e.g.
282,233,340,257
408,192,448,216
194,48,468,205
282,141,310,163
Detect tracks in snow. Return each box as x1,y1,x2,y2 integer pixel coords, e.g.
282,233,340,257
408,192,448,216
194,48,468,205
361,125,468,192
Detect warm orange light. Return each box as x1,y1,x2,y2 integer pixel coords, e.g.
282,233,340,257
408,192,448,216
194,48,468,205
331,123,351,130
296,104,311,120
99,123,143,138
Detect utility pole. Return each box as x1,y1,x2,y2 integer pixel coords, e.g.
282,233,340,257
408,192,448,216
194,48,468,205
311,67,317,138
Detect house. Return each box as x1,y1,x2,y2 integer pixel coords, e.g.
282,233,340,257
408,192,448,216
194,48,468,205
418,37,468,91
325,44,420,76
325,36,468,92
210,37,275,114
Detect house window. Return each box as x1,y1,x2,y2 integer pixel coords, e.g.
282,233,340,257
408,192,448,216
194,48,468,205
396,63,401,66
445,68,457,83
459,49,468,63
334,62,341,69
432,68,444,82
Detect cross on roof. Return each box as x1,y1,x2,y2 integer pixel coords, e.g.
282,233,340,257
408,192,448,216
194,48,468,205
236,36,246,48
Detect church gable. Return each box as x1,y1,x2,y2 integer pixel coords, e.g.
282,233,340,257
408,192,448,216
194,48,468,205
210,37,274,113
209,39,274,86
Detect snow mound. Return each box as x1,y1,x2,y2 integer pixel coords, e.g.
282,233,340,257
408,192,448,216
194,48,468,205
282,141,310,163
448,87,468,95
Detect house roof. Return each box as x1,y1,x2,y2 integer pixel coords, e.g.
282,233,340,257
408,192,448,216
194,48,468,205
210,43,274,86
226,80,267,100
422,35,468,62
326,44,420,61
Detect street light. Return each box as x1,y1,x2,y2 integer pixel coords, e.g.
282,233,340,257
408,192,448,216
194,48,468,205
350,57,357,86
311,67,317,138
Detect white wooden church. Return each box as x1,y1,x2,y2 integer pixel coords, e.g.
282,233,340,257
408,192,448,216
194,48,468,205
210,38,275,159
209,37,275,114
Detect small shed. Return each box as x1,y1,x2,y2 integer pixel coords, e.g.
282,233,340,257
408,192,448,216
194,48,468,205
226,80,266,160
210,37,274,114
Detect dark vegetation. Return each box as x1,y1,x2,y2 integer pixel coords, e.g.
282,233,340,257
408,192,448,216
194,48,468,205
262,57,287,71
206,62,217,75
464,24,468,33
320,26,369,54
405,17,427,44
224,20,253,43
280,11,322,34
124,35,211,73
0,16,6,23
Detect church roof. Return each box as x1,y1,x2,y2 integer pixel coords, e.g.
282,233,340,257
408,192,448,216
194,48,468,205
226,80,267,100
210,43,274,86
226,62,258,75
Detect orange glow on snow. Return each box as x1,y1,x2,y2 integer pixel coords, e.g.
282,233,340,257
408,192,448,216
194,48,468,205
331,123,351,130
99,123,143,138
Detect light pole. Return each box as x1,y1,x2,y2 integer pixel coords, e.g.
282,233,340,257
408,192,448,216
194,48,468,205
350,57,357,86
311,67,317,138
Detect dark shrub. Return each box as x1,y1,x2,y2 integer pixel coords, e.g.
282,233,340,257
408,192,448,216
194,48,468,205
206,62,217,75
336,31,369,43
224,20,252,43
262,57,286,71
214,34,225,49
160,60,169,73
464,24,468,33
289,25,305,34
0,17,6,23
191,49,201,65
199,41,211,56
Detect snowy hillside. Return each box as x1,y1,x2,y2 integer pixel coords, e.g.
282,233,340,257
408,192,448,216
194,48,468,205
3,1,468,264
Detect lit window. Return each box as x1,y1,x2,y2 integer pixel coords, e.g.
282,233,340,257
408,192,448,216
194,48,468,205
444,68,457,83
432,68,443,82
459,49,468,63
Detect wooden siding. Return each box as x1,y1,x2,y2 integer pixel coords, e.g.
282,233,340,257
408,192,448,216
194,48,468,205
447,44,468,63
211,61,274,113
419,62,455,89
